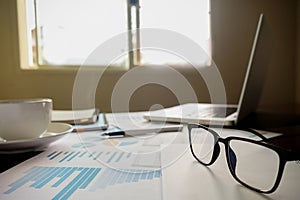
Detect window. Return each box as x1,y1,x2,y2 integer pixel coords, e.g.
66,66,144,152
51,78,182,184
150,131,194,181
19,0,211,68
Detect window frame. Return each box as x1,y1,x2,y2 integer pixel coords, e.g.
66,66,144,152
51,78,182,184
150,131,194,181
17,0,212,71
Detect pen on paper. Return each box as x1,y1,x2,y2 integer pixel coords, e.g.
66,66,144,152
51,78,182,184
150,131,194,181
101,125,183,137
73,125,108,133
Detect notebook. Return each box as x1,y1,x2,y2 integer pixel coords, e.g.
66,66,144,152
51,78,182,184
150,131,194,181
144,14,271,126
52,108,99,125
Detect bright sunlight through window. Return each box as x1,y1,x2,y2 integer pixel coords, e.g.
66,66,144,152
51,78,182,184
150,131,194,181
21,0,211,68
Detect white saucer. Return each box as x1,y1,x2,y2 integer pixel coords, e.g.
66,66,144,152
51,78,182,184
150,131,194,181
0,123,73,153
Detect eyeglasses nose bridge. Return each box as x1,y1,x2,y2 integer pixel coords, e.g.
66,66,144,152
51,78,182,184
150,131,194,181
227,146,237,172
209,141,221,165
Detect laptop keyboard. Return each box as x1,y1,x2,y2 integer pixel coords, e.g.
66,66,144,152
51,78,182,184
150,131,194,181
187,107,237,118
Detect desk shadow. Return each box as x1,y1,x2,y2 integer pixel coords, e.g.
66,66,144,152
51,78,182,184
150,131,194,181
234,185,274,200
200,165,274,200
0,151,42,173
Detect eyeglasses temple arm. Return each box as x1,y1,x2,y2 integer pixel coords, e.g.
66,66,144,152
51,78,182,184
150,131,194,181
241,128,268,141
285,151,300,162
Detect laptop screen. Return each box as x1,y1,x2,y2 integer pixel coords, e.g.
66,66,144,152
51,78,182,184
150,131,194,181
235,14,272,124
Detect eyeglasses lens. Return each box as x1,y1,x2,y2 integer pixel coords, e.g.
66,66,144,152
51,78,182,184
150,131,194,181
229,139,280,192
190,128,216,164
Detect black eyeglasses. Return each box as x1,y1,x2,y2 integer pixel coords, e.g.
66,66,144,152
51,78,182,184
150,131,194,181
188,123,300,194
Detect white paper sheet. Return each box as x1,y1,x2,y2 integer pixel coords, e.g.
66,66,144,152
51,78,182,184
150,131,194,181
0,125,286,200
0,133,163,200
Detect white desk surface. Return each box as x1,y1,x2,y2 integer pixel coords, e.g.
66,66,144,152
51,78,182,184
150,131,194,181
160,127,300,200
162,145,300,200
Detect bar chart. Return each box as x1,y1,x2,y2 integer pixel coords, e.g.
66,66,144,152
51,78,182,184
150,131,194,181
47,150,132,164
73,137,140,148
3,166,162,200
91,168,162,190
101,139,139,147
4,166,101,200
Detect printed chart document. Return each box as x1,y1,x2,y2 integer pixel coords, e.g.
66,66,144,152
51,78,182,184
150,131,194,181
0,132,162,200
0,123,283,200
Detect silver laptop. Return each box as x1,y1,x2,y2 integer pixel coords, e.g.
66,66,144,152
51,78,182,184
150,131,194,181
144,14,271,126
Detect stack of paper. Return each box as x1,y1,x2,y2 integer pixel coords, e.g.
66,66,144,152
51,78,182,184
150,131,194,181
52,109,108,132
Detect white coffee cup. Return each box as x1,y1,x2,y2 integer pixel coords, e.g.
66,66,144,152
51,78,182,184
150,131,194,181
0,99,52,141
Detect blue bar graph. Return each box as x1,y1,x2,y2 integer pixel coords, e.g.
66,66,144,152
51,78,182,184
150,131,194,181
59,152,74,163
50,152,63,160
119,141,138,146
91,168,162,190
48,151,58,158
4,166,101,200
46,150,132,164
67,152,81,162
115,152,125,162
89,151,96,158
79,151,87,158
107,152,117,163
52,167,77,187
93,152,103,160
